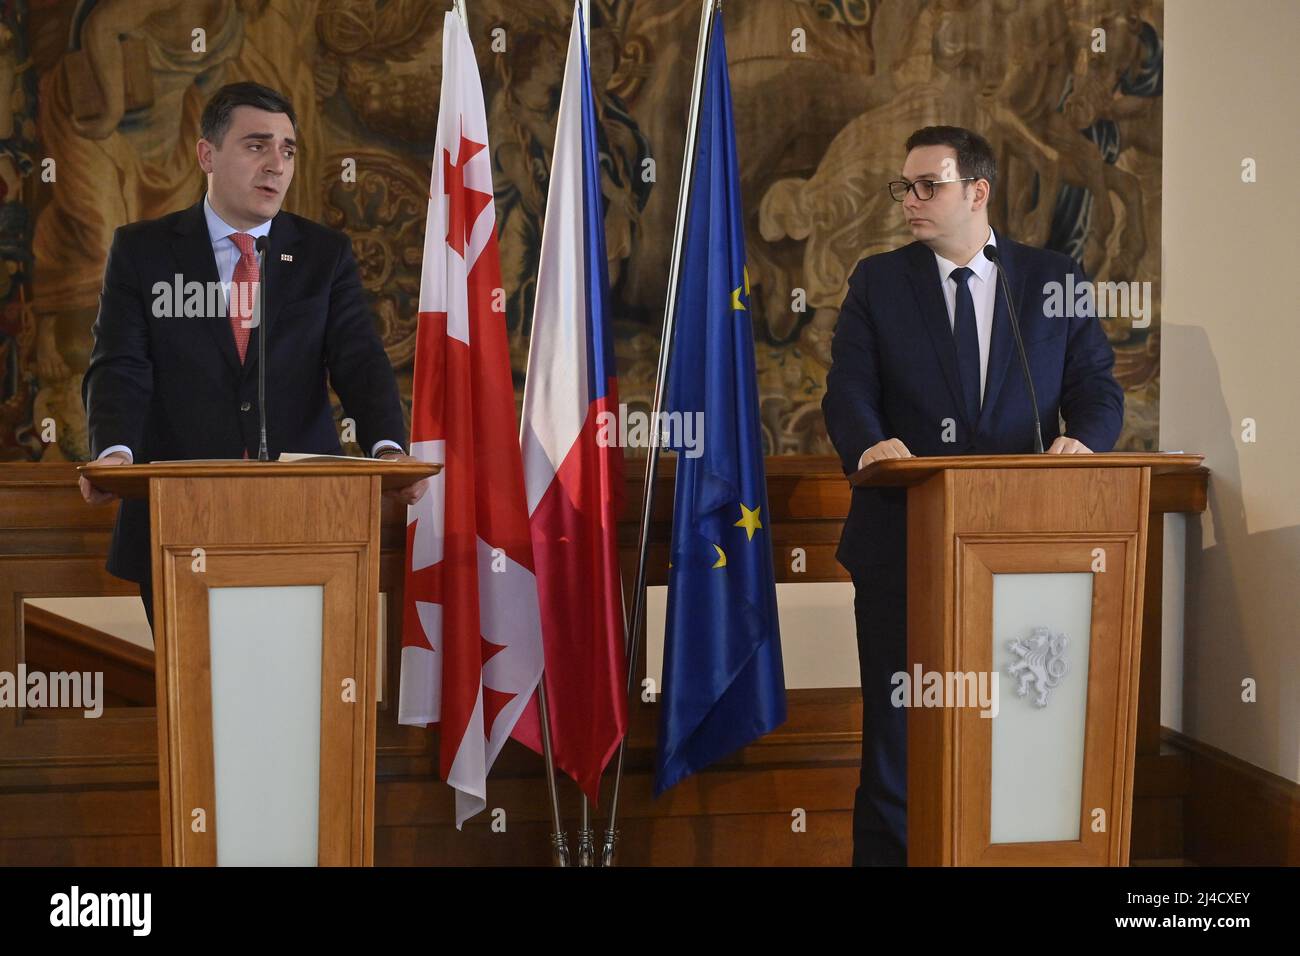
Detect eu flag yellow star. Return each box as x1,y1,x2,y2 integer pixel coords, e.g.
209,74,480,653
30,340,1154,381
730,264,751,311
711,544,727,568
734,502,763,540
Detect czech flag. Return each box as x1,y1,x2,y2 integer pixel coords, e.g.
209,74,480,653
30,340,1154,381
519,2,629,804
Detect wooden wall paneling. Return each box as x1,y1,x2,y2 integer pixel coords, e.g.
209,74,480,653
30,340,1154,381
1173,728,1300,866
22,604,154,707
0,553,157,762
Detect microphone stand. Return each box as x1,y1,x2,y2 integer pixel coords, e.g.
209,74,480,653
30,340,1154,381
254,235,270,461
985,244,1044,454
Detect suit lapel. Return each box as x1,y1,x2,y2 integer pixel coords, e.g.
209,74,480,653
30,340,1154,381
904,241,970,431
977,230,1030,433
172,200,242,377
241,211,302,383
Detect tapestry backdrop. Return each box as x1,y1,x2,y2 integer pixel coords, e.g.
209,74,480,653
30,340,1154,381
0,0,1162,462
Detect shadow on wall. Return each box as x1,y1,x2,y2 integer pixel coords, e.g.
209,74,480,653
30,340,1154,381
1166,323,1300,784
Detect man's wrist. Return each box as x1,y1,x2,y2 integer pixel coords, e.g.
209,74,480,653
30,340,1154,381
98,445,133,464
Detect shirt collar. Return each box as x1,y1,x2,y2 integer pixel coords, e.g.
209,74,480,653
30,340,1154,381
934,227,997,285
203,194,273,246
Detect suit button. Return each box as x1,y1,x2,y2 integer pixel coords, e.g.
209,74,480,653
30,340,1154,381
240,401,252,412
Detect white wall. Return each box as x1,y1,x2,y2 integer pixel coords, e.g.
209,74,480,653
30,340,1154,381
1162,0,1300,783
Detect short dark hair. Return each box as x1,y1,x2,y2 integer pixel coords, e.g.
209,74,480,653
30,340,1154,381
200,82,298,147
904,126,996,194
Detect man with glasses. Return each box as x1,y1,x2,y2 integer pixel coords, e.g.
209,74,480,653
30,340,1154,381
822,125,1125,866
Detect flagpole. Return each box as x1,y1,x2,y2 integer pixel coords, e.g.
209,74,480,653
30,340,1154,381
577,797,594,866
532,1,575,863
535,678,571,866
600,0,718,867
575,0,597,869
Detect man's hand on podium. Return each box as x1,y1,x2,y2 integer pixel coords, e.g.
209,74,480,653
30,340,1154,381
1046,437,1092,454
858,438,913,471
377,450,430,507
79,450,130,505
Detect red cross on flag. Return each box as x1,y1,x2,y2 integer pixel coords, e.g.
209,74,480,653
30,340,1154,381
398,9,544,828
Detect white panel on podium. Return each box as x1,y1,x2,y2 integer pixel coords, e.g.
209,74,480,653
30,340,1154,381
990,572,1093,844
208,586,324,866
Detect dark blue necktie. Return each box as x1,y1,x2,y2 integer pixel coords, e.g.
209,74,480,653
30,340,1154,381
951,266,981,428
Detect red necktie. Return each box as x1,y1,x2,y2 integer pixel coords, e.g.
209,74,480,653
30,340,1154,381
228,232,259,364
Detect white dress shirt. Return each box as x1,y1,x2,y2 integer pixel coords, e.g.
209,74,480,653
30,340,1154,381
932,227,997,405
99,196,401,461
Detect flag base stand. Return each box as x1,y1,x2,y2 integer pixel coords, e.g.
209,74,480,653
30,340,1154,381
600,828,619,867
549,831,572,868
577,828,596,867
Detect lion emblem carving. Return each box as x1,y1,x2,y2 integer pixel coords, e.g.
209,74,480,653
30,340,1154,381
1006,627,1070,708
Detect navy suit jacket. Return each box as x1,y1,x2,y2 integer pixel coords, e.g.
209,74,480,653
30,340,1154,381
82,197,407,583
822,231,1124,579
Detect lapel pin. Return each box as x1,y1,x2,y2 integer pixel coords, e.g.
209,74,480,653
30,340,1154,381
280,253,293,262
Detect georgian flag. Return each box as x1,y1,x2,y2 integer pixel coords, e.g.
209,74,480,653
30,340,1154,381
399,10,545,828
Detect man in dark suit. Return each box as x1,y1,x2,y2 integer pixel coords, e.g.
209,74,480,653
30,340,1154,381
822,126,1125,865
79,82,427,625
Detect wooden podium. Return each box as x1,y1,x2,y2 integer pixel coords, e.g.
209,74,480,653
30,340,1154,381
851,452,1203,866
78,458,438,867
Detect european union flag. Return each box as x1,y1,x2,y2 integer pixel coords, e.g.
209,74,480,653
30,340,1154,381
656,8,786,795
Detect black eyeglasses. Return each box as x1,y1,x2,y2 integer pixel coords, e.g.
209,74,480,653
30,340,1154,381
888,177,977,202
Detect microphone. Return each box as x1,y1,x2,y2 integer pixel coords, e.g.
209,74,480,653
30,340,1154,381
983,244,1044,454
254,235,270,462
